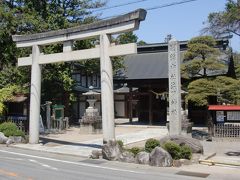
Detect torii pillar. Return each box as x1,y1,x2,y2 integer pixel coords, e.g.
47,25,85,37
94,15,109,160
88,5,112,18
12,9,147,144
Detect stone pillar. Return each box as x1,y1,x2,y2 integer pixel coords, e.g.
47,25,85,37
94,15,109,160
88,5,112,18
29,45,42,144
63,40,73,52
63,41,73,118
46,101,52,130
100,34,115,143
168,39,182,136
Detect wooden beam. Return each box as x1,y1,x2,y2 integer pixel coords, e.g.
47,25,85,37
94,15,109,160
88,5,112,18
18,43,137,66
129,87,133,123
149,92,153,125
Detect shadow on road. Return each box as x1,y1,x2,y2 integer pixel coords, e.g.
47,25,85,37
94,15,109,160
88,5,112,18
40,137,102,149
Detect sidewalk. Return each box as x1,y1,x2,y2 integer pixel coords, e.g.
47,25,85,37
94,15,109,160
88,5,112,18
11,119,240,167
12,123,168,157
200,140,240,165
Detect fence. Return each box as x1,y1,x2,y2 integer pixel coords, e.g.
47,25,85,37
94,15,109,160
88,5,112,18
213,123,240,138
0,116,28,132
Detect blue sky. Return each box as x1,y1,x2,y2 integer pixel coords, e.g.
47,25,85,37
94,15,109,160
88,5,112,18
94,0,240,52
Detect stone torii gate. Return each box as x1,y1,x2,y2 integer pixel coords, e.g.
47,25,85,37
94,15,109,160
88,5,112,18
12,9,147,144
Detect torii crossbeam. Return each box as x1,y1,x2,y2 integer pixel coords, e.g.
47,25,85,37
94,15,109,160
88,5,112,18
12,9,147,144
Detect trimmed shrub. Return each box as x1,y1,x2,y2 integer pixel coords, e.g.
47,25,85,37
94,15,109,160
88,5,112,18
128,147,143,156
0,122,25,137
163,141,181,160
180,145,192,160
163,141,192,160
145,138,160,153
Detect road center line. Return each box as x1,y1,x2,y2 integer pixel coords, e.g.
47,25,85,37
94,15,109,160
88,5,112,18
0,149,143,174
28,159,58,171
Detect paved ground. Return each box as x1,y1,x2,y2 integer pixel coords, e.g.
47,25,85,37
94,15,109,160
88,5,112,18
13,119,168,157
201,140,240,164
1,146,240,180
11,118,240,167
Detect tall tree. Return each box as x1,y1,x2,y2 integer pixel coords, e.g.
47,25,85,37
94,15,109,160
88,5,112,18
203,0,240,37
0,0,106,117
116,32,138,44
182,36,239,110
227,52,237,78
181,36,225,79
234,52,240,78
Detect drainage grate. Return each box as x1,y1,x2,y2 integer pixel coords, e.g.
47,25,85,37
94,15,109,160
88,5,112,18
176,171,210,178
80,159,107,165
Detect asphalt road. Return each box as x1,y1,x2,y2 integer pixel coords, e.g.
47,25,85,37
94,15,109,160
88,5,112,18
0,146,239,180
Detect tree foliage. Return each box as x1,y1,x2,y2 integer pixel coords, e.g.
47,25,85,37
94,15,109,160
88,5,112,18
0,0,108,117
116,32,138,44
187,76,240,106
234,52,240,78
181,36,226,79
0,0,146,118
203,0,240,37
0,85,22,115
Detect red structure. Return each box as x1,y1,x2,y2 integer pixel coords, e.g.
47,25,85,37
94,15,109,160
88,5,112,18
208,105,240,123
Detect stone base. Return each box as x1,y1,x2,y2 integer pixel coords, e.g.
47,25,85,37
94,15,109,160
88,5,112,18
80,122,102,134
181,122,193,137
166,122,193,137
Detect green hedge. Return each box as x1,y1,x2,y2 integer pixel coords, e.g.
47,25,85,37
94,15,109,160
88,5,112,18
127,147,143,156
145,138,160,153
163,141,192,160
180,145,192,160
0,122,25,137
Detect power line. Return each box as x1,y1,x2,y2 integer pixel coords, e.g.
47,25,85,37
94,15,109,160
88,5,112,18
92,0,150,13
146,0,198,11
100,0,199,20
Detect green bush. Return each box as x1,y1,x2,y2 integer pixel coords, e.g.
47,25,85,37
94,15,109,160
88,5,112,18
0,122,17,132
117,140,124,149
0,122,25,137
163,141,181,160
180,145,192,160
128,147,142,156
145,138,160,153
163,141,192,160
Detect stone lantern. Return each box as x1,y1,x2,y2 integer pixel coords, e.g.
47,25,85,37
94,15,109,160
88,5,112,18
80,86,102,133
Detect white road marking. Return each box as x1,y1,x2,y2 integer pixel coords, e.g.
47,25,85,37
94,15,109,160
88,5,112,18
0,149,143,174
28,159,58,171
